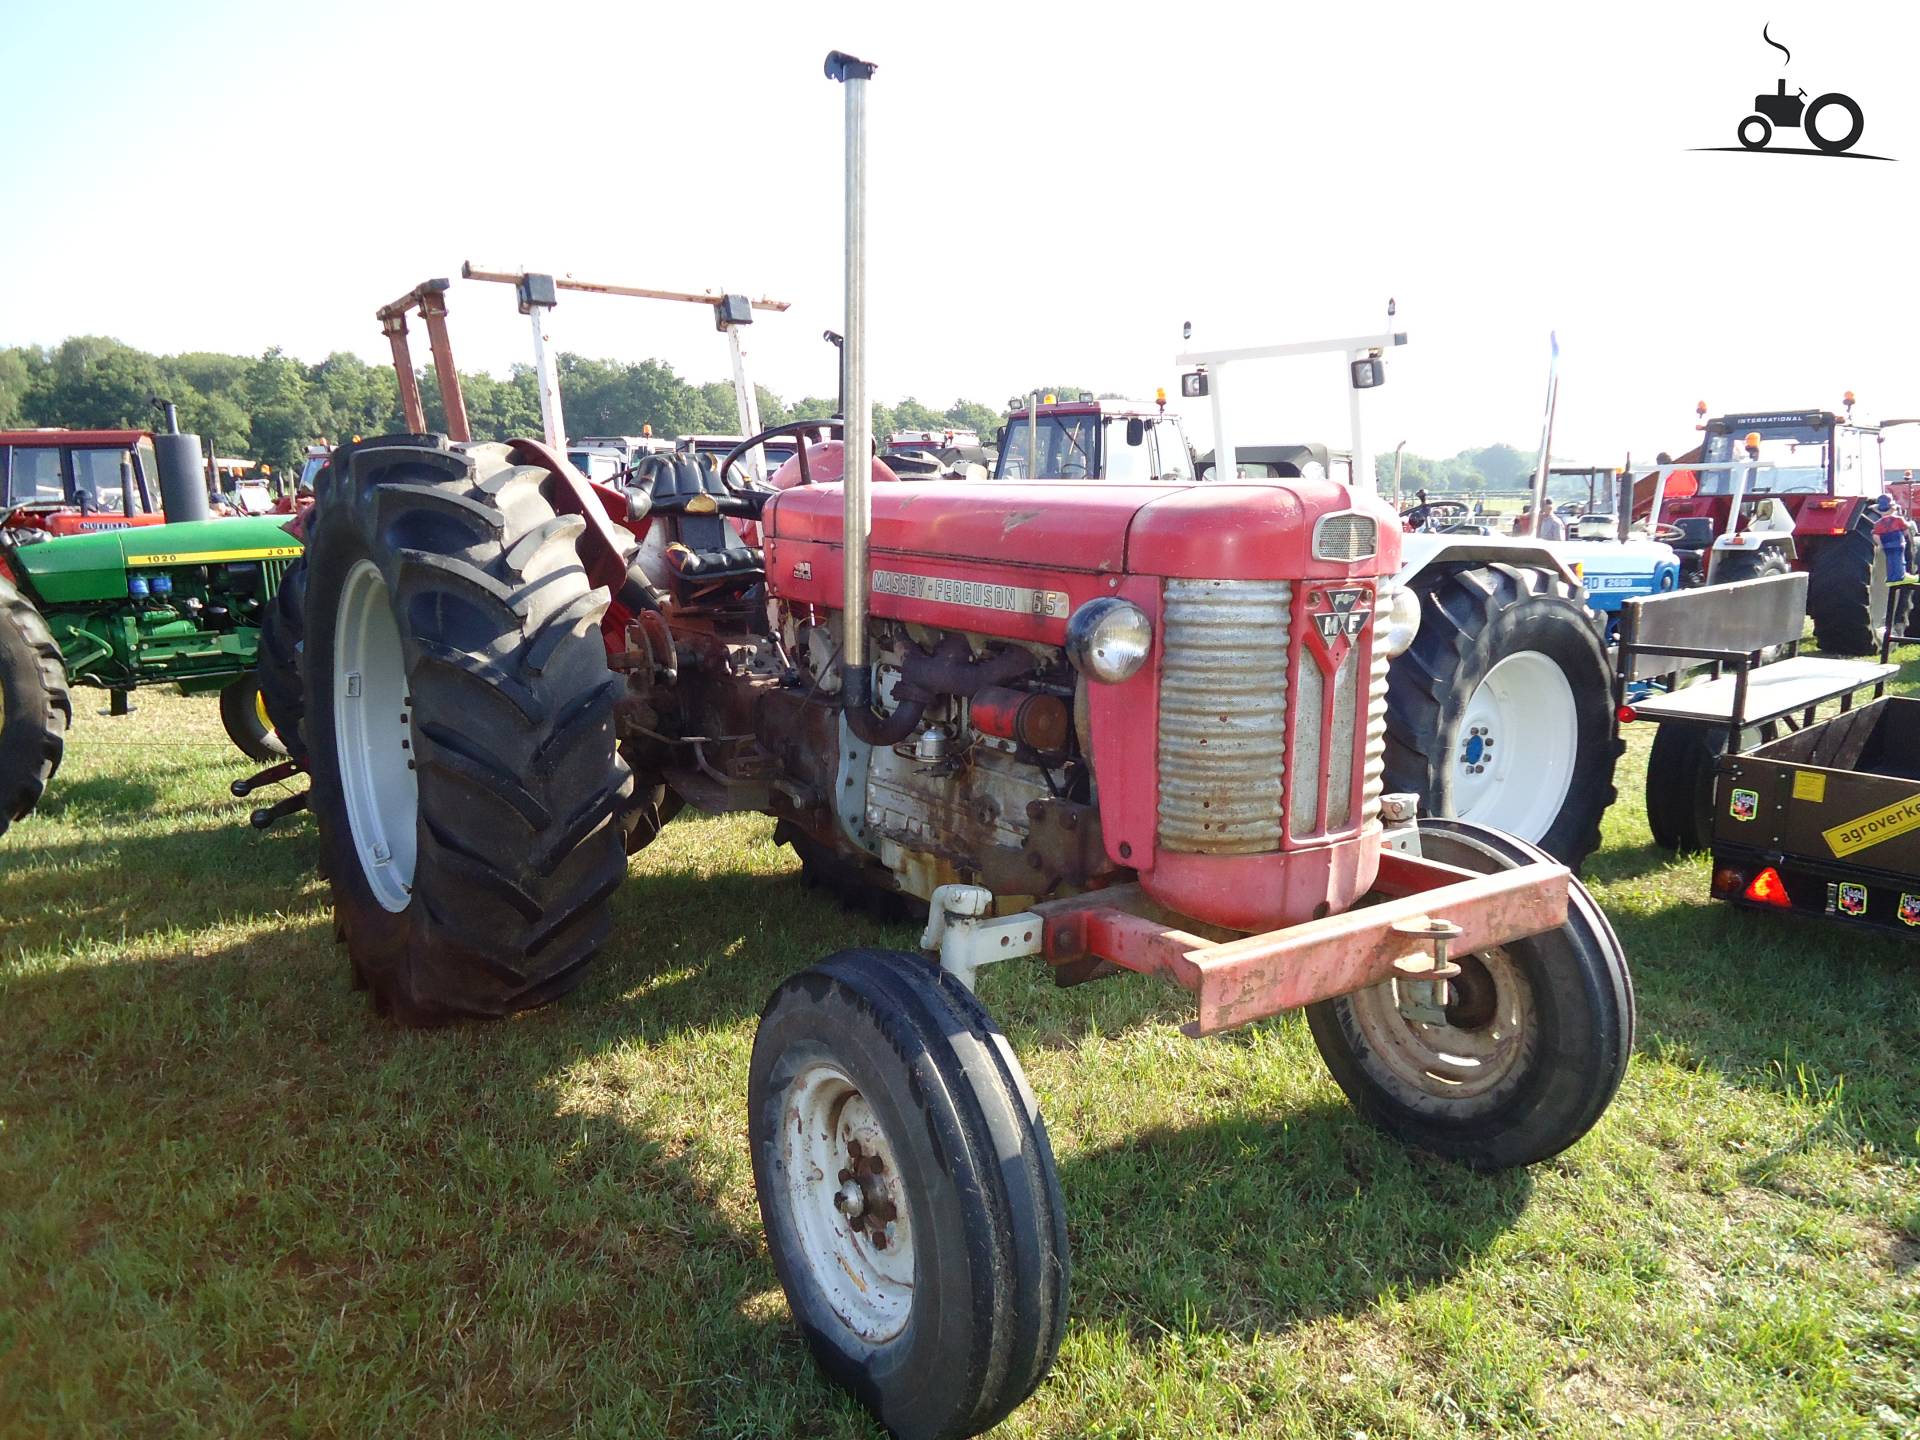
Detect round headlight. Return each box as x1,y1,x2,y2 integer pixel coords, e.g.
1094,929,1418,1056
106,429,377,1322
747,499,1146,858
1065,597,1153,683
1382,585,1422,658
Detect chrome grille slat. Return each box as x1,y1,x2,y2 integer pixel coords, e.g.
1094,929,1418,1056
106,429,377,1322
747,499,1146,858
1157,579,1289,854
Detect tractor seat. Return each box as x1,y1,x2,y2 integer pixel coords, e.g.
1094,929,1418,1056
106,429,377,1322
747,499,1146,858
629,453,768,520
1671,516,1716,551
629,453,766,592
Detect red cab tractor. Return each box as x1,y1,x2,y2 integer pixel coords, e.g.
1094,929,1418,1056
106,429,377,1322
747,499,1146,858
290,54,1633,1439
1640,403,1888,653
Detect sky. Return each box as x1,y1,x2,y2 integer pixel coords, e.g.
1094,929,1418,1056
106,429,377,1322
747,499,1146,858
4,0,1918,468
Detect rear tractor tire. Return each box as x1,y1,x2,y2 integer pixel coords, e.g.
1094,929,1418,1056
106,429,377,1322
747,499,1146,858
750,950,1069,1440
1805,517,1882,656
1385,564,1618,870
303,437,632,1023
0,576,71,839
1307,819,1634,1170
255,552,310,763
218,673,287,763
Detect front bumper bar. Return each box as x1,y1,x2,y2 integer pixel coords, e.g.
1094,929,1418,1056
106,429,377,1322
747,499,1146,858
1028,851,1570,1036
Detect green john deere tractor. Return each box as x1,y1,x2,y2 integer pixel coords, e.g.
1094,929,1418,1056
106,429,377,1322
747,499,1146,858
0,516,305,839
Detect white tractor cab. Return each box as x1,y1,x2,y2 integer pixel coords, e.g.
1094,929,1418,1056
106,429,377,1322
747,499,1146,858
990,393,1195,482
1165,321,1626,869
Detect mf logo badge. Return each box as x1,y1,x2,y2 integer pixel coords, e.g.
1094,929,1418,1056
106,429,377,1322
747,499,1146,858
1837,882,1868,917
1899,893,1920,927
1303,585,1373,672
1729,788,1760,822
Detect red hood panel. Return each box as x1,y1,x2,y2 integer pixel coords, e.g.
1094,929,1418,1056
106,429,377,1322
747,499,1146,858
768,481,1152,573
766,478,1398,580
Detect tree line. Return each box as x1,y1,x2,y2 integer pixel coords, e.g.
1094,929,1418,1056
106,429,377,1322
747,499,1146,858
1,336,1546,493
0,337,1010,478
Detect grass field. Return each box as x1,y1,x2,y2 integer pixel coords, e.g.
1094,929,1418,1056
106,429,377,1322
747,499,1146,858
4,675,1919,1439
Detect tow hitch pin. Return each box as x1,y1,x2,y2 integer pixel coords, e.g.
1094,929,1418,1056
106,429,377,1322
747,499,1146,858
1390,917,1464,1025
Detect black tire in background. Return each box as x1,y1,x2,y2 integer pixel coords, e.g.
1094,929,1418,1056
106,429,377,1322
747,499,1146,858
749,949,1069,1440
1710,546,1790,585
1805,517,1881,656
218,674,287,763
1385,564,1618,871
304,438,632,1023
0,576,71,838
255,552,310,763
1644,720,1777,853
1307,819,1635,1170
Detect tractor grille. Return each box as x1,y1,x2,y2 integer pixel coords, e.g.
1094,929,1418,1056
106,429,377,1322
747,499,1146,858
260,557,291,599
1288,589,1387,839
1312,512,1378,563
1156,579,1290,854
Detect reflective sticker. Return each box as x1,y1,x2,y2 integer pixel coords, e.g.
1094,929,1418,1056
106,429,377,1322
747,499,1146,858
1837,882,1868,917
1900,894,1920,927
1823,790,1920,857
1729,788,1760,822
1792,771,1827,803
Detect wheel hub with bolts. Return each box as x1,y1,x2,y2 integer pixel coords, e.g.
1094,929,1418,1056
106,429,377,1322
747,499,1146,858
781,1061,915,1343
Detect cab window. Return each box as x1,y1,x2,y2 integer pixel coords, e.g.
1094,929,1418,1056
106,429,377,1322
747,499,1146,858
4,446,66,505
1100,418,1154,483
71,447,136,513
1152,422,1192,481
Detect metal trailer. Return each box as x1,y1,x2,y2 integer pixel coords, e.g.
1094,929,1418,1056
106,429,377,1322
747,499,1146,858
1613,572,1905,871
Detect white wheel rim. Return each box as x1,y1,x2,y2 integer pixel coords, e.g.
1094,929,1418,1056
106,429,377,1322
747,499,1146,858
1346,949,1532,1107
781,1061,915,1344
1451,650,1577,842
334,559,417,912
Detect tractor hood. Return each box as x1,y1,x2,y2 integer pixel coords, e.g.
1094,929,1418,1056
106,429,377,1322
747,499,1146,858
8,516,304,604
765,479,1398,580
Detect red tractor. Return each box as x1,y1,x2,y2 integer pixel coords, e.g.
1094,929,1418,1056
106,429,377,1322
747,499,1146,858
0,429,173,538
1636,402,1888,653
284,55,1632,1439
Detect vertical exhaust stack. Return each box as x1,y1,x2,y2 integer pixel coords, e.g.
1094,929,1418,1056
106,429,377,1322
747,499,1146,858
150,397,211,524
827,49,878,714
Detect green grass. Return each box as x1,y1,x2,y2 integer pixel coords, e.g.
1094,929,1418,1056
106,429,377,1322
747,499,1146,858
4,677,1920,1439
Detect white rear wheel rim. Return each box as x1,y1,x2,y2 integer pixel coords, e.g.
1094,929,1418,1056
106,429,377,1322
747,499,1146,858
334,559,417,912
1451,650,1577,842
781,1061,915,1344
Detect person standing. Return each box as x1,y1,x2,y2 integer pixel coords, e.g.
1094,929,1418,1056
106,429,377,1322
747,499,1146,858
1875,494,1912,636
1536,496,1566,541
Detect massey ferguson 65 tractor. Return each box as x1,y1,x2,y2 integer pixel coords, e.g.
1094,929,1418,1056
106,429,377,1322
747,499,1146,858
289,56,1633,1439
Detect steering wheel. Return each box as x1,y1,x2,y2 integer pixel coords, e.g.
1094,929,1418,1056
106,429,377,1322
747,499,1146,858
719,419,842,489
1057,459,1088,478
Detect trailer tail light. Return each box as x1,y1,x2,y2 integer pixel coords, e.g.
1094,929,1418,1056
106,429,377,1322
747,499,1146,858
1744,867,1793,908
1616,704,1638,723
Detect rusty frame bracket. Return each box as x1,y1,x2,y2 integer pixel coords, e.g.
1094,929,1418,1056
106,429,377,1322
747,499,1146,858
1033,852,1571,1036
375,278,471,442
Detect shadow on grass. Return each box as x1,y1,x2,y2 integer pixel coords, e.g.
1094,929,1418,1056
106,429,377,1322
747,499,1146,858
29,772,164,823
0,818,322,956
1058,1102,1532,1344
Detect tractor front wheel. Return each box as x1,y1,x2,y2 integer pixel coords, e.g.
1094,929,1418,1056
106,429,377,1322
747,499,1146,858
0,577,71,839
750,950,1069,1440
303,438,632,1023
218,674,287,763
1307,819,1634,1170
